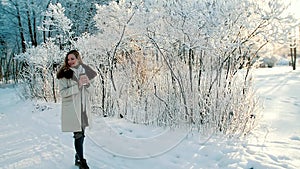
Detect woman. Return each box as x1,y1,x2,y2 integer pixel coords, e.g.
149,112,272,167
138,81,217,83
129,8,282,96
57,50,97,169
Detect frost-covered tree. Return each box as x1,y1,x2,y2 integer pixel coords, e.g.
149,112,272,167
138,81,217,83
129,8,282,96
16,41,62,102
62,0,105,36
81,0,296,135
39,3,74,49
14,3,72,102
0,0,114,83
14,0,298,136
0,0,52,82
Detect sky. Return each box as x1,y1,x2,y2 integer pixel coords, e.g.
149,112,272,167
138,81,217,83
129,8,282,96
289,0,300,18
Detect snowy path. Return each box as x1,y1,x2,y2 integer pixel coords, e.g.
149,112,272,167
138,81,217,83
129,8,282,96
0,66,299,169
249,67,300,168
254,67,300,137
0,87,75,169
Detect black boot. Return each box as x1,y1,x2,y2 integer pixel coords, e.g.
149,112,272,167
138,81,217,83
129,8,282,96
74,131,84,166
75,154,81,166
79,159,89,169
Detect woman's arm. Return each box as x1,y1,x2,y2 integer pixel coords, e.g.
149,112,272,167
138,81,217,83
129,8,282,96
58,78,79,98
84,77,96,94
81,64,97,93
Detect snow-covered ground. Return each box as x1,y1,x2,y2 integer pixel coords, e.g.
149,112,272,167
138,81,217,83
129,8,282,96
0,66,299,169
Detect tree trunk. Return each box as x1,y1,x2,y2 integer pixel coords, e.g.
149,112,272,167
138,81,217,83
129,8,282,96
290,47,296,70
290,48,293,67
51,65,57,103
14,59,19,82
188,48,193,92
43,0,52,43
32,9,37,46
5,53,13,81
16,2,26,53
43,15,47,43
293,47,297,70
0,58,3,81
26,3,35,47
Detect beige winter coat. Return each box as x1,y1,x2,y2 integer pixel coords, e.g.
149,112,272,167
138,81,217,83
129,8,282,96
59,77,94,132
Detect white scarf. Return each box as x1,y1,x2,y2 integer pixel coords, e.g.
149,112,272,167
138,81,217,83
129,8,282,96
70,65,87,111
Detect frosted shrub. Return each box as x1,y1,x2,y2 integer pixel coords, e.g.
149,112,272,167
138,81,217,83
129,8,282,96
86,0,294,136
16,41,62,102
16,3,74,102
259,56,278,68
15,0,295,136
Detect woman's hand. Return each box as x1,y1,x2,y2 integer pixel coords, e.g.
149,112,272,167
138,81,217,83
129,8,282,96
79,74,90,88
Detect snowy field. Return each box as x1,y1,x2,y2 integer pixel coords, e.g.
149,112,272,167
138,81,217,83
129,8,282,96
0,66,299,169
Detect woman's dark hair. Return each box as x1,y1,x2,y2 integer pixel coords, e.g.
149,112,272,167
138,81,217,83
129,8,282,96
56,50,83,79
64,50,83,67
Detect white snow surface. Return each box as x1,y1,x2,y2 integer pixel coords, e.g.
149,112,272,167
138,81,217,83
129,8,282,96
0,66,299,169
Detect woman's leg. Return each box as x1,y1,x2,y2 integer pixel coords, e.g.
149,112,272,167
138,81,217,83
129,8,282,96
73,130,85,161
73,129,89,168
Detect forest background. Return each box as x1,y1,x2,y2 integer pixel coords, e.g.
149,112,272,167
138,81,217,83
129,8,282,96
0,0,299,136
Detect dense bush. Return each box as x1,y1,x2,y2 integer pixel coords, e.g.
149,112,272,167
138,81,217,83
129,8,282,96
15,0,296,136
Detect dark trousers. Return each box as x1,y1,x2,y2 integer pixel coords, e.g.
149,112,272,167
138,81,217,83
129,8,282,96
73,129,85,160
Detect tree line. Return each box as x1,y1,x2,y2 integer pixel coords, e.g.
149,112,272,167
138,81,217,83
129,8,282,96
0,0,112,83
1,0,298,136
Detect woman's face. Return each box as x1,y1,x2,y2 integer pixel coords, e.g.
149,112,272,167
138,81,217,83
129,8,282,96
67,54,79,67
